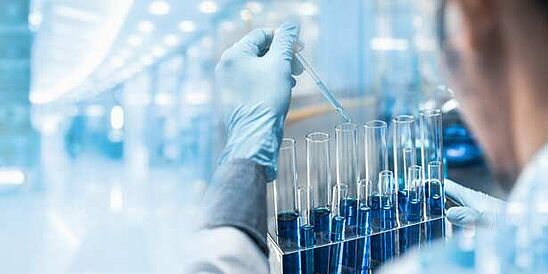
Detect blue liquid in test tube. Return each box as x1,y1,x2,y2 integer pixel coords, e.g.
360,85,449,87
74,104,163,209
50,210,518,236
306,132,333,273
420,109,446,243
364,120,390,270
399,165,424,254
275,139,301,274
277,212,301,274
329,184,347,274
297,186,315,274
356,179,372,273
426,161,445,241
335,123,359,271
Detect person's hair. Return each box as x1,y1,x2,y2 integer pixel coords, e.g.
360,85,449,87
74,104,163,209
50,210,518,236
534,0,548,16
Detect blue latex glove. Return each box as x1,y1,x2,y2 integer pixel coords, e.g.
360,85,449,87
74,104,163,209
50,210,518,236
216,22,301,182
445,179,505,227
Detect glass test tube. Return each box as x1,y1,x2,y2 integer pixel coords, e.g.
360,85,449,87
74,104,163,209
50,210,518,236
420,109,445,241
426,161,445,240
297,186,315,274
357,179,372,272
329,184,347,274
305,132,331,274
335,123,359,271
364,121,389,185
379,170,397,263
364,120,389,270
393,115,417,226
335,123,359,227
306,132,332,239
420,109,443,175
275,138,301,274
399,165,424,254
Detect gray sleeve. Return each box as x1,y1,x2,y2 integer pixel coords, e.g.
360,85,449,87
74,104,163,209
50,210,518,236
201,159,269,255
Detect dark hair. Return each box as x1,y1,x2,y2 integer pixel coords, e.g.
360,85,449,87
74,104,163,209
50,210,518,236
534,0,548,15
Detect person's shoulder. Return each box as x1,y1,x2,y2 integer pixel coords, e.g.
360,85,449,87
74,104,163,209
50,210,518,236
508,143,548,204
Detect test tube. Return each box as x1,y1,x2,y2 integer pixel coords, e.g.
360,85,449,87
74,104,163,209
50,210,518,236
306,132,332,239
420,109,443,175
305,132,331,273
419,109,445,241
356,179,372,272
335,123,359,227
297,186,315,274
275,138,300,274
364,120,389,185
335,123,359,270
392,115,417,224
426,161,445,241
398,165,424,254
378,170,397,263
329,184,347,274
364,120,389,269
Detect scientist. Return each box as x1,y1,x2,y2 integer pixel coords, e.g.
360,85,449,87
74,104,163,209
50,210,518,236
185,0,547,272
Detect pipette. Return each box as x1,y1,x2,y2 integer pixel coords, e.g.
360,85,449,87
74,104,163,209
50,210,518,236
293,45,352,123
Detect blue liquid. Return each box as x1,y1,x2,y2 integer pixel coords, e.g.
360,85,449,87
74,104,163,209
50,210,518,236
426,194,445,241
312,207,331,274
341,198,358,227
398,191,423,254
380,206,396,262
277,212,300,274
313,207,331,239
329,216,345,274
369,195,397,268
357,206,372,273
341,198,358,271
300,225,315,274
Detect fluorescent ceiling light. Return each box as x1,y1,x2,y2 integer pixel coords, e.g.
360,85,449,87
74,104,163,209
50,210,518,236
149,1,170,15
28,11,43,28
138,20,154,33
0,169,25,185
178,20,196,33
199,1,218,14
110,105,124,130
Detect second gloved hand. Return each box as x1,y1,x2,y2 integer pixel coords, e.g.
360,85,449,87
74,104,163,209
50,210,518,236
216,22,302,182
445,179,505,228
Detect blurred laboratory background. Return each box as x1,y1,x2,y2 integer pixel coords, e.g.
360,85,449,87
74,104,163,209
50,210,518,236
0,0,501,272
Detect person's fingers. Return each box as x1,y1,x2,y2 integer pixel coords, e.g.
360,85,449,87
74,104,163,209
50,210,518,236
269,21,300,61
445,179,505,213
444,178,476,207
232,28,273,57
291,58,304,75
446,206,481,227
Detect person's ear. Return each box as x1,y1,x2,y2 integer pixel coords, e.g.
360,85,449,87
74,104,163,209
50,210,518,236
448,0,498,51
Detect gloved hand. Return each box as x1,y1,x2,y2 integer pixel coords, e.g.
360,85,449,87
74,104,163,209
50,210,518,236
216,22,302,182
445,178,505,227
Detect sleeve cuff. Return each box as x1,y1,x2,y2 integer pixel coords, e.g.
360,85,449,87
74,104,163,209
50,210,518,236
201,159,269,255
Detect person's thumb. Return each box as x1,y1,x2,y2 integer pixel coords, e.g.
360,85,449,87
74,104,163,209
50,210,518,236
446,206,481,227
269,21,300,61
